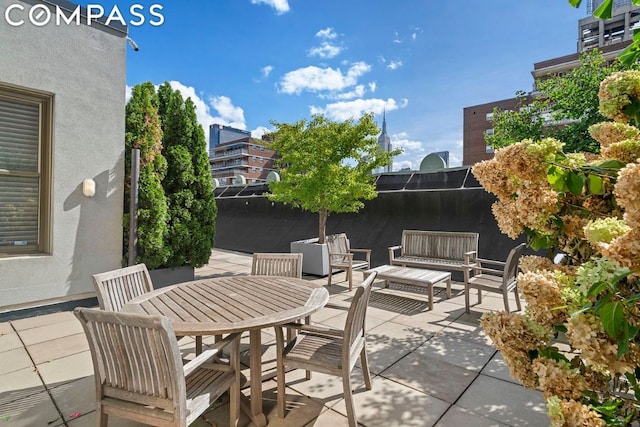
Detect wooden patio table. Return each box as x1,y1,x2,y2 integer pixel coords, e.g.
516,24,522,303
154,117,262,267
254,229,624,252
123,275,329,427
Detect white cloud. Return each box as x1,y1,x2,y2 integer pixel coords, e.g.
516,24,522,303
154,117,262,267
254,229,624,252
393,160,414,171
315,27,337,39
368,82,377,92
279,62,371,95
251,125,271,139
310,97,406,121
389,132,426,171
162,81,247,144
125,85,132,103
210,95,245,125
262,65,273,78
387,60,403,70
320,84,366,100
393,31,402,44
308,42,342,59
392,137,423,152
250,0,290,14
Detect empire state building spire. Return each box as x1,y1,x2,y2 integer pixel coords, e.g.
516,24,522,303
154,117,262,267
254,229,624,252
377,109,392,173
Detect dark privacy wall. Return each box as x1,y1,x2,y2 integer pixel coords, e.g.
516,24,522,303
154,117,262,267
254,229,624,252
214,170,527,272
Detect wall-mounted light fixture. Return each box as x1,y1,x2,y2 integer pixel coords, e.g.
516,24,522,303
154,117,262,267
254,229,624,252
82,179,96,197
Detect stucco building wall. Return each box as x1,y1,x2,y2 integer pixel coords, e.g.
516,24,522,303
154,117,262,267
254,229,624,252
0,0,126,309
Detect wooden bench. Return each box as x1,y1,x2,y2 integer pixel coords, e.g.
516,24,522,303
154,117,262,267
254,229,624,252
364,265,451,310
388,230,478,282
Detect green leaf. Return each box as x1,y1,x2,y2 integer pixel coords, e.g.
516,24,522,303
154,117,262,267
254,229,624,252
587,175,604,195
538,346,569,363
566,172,585,195
568,0,581,7
619,42,640,66
593,0,613,19
547,165,567,191
598,159,626,169
598,301,625,340
588,281,610,298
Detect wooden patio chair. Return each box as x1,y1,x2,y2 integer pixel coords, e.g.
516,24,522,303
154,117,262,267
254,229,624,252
92,264,153,312
274,271,377,427
326,233,371,291
92,264,202,353
465,243,526,313
251,253,303,278
74,308,240,427
251,252,305,344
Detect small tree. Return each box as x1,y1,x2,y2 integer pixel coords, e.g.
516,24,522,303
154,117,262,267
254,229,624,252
158,83,217,268
124,82,169,268
267,113,401,244
486,50,638,153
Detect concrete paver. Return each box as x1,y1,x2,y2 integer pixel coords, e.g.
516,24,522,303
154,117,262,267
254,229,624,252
0,248,549,427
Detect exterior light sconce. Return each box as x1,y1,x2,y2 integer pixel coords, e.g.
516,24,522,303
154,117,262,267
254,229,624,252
82,179,96,197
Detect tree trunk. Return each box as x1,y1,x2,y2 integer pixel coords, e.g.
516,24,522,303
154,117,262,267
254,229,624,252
318,209,327,244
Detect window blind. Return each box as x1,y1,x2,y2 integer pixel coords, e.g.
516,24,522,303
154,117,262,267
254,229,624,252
0,97,40,250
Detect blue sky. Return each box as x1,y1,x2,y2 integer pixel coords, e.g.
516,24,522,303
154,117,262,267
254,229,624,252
86,0,585,168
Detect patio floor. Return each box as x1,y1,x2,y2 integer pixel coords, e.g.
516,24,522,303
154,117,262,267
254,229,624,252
0,249,547,427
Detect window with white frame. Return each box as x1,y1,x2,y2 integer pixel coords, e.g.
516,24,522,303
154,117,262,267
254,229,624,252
0,85,52,256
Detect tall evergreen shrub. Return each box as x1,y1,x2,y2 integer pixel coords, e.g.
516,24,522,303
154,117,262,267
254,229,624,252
157,83,217,268
123,82,169,268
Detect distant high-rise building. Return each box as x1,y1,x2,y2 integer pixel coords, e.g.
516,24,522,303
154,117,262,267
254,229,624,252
587,0,631,15
462,1,639,165
209,124,251,152
209,137,277,186
377,111,392,173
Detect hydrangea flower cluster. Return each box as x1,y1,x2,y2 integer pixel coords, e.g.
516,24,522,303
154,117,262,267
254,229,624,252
473,70,640,426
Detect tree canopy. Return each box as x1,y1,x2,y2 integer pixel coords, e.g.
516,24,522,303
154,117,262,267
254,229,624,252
486,50,638,153
267,113,401,243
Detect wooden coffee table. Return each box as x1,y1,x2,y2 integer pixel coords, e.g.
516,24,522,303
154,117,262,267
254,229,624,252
364,265,451,310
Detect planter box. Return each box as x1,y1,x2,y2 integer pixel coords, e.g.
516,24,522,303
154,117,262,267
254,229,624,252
149,266,195,288
290,238,329,276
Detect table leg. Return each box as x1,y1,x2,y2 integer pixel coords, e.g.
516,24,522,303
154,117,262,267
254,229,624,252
249,329,267,427
428,284,434,311
446,276,452,299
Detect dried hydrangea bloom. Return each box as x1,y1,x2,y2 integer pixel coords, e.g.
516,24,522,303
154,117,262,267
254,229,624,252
566,313,636,374
598,70,640,122
514,184,559,231
495,141,548,183
601,139,640,164
547,397,605,427
582,194,615,217
562,215,588,241
520,255,556,273
519,271,568,328
481,311,549,352
491,201,524,239
532,357,587,400
614,161,640,226
588,122,640,147
471,158,517,200
599,229,640,271
519,256,575,275
502,349,538,388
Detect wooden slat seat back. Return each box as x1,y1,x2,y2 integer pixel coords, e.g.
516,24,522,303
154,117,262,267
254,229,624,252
465,243,526,313
92,264,153,312
326,233,351,263
251,253,303,278
326,233,372,290
74,308,240,427
275,272,377,427
402,230,478,260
